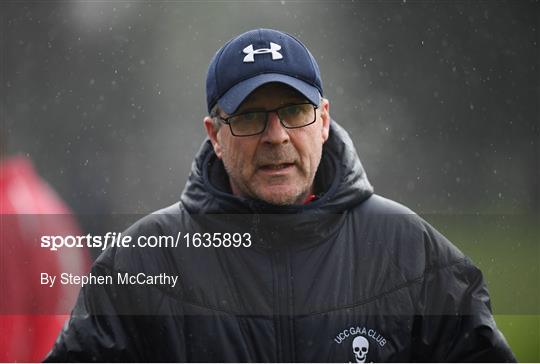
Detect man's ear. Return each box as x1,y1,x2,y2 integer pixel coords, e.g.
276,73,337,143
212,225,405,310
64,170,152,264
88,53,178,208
320,98,331,142
204,116,223,159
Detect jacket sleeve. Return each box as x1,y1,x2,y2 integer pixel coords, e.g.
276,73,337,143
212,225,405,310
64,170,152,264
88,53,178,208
44,214,188,362
43,260,142,362
411,226,516,362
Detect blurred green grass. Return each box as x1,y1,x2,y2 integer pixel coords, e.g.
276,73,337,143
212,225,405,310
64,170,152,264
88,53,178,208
426,214,539,362
496,315,540,363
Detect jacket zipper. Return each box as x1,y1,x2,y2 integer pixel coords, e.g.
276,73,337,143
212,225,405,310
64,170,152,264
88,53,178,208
273,248,294,362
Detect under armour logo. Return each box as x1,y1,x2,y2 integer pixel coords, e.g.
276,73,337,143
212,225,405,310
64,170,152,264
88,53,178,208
242,42,283,63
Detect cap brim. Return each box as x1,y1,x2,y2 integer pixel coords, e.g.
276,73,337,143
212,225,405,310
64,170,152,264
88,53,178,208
217,73,321,114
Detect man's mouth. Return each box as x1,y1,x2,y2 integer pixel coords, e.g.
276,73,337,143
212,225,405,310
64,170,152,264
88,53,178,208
259,163,295,171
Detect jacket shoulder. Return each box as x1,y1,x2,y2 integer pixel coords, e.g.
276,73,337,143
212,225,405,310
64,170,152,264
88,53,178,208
355,193,416,215
351,194,467,280
95,202,187,273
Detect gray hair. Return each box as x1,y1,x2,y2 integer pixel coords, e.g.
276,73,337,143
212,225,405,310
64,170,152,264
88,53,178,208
209,104,222,131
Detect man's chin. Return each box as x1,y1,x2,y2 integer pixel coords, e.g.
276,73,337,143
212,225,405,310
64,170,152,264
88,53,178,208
252,186,306,206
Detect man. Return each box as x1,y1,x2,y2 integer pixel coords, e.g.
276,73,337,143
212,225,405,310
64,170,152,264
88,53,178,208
46,28,515,362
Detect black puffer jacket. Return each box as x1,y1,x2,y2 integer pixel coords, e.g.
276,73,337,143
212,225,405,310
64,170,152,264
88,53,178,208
46,122,515,362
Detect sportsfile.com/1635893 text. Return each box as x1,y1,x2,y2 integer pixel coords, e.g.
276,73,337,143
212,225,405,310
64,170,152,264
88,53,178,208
40,232,252,251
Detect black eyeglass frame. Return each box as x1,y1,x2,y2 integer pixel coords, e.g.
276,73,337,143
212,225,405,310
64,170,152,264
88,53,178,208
214,102,319,137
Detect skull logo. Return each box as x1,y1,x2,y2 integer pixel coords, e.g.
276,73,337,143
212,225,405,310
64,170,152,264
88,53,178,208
352,335,369,363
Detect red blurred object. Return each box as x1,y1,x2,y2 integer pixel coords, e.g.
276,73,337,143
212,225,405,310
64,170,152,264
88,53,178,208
302,194,318,204
0,156,89,362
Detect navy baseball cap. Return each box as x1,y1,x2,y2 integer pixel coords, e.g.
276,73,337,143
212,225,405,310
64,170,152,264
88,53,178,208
206,28,323,114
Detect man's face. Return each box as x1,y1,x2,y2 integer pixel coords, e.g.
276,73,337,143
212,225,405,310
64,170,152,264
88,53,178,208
204,83,330,205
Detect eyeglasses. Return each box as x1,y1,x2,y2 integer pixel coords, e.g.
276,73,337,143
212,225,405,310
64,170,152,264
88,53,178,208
216,102,318,137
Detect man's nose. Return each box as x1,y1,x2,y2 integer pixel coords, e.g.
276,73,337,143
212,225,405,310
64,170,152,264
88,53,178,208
261,112,290,144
